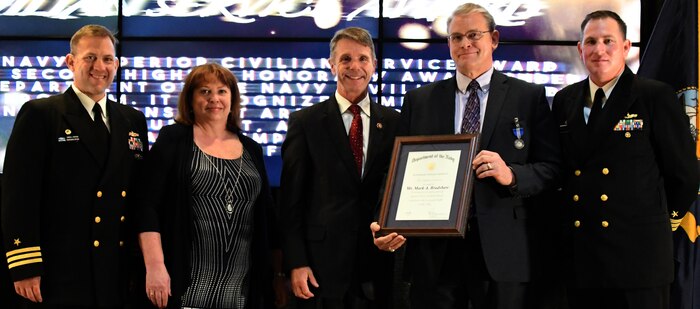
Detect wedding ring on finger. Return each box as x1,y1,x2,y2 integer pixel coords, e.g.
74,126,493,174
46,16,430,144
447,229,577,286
486,162,492,170
389,247,395,252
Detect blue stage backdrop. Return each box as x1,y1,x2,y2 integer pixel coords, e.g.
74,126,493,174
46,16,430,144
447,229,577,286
0,0,641,186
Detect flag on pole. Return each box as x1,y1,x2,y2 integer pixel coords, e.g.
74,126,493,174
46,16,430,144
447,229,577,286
638,1,699,308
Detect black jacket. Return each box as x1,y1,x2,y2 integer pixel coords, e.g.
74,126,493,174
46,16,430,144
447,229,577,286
2,87,148,307
552,67,699,288
400,71,561,285
135,123,272,308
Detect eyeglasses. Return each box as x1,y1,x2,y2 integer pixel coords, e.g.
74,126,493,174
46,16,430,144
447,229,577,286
448,30,491,43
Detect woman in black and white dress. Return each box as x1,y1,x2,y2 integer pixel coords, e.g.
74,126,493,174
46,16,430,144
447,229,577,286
135,63,275,309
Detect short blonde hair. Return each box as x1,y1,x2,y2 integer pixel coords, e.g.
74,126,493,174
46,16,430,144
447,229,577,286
447,3,496,33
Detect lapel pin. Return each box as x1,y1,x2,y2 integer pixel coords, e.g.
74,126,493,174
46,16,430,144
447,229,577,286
65,129,72,135
376,123,383,129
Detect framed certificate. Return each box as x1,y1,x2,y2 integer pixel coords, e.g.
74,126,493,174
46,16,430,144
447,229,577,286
377,134,479,237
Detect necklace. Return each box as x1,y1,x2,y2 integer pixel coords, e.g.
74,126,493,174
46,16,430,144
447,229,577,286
200,148,244,214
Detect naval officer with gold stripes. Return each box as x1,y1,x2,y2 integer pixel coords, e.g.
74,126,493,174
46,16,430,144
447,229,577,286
1,24,148,308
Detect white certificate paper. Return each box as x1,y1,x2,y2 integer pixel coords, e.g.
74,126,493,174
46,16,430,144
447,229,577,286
395,150,462,221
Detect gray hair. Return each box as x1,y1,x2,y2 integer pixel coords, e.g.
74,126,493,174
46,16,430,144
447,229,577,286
329,27,376,61
447,3,497,33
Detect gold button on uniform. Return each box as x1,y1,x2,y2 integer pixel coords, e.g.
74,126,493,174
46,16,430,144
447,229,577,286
573,195,579,202
574,220,581,228
119,241,124,247
602,221,609,228
602,168,609,175
94,217,101,223
121,191,126,197
120,216,125,222
574,170,581,176
601,194,608,202
96,191,103,198
625,132,631,138
93,240,100,247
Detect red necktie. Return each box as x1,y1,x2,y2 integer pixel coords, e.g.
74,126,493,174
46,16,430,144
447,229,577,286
348,104,363,176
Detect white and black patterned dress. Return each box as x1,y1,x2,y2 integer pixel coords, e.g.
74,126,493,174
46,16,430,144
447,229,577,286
181,145,261,309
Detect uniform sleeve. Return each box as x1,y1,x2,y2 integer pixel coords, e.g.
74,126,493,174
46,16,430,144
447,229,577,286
649,83,699,218
1,101,49,281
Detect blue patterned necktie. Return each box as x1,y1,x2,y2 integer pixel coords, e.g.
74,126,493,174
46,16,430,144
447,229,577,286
460,80,481,134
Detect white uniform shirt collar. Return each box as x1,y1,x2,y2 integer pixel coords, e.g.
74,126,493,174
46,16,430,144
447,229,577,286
72,84,108,120
587,72,622,107
72,84,110,131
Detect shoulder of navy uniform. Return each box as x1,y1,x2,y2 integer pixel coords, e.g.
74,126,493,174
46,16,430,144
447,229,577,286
633,75,676,95
114,101,147,118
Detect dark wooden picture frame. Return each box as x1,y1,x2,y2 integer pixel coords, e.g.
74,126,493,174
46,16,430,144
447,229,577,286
377,134,479,237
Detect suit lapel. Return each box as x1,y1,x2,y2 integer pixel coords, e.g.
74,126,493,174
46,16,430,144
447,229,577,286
100,102,131,183
586,68,636,151
437,78,458,134
364,101,386,179
566,81,590,164
322,97,362,182
585,67,636,157
480,72,508,149
62,88,105,166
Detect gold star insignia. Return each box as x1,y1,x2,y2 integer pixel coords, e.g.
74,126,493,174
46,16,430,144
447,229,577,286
13,239,20,246
672,211,679,218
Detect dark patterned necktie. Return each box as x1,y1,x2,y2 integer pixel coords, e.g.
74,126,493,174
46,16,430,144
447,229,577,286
348,104,363,176
92,103,110,165
460,80,481,134
588,88,605,127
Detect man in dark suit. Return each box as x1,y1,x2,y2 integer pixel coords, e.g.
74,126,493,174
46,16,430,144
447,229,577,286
551,10,699,309
1,24,148,308
372,3,560,309
280,27,400,308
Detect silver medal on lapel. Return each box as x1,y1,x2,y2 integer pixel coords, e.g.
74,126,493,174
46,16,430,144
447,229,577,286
513,117,524,149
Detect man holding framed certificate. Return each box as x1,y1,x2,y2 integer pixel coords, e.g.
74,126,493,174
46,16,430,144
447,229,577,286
372,3,561,309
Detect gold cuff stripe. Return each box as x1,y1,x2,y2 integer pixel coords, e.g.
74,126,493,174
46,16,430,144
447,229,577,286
6,252,42,264
6,246,41,258
8,258,42,270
